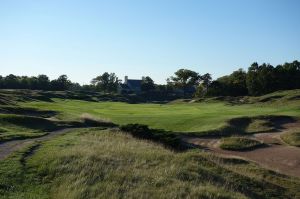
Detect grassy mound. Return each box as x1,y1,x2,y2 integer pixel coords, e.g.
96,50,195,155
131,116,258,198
0,113,119,143
80,113,117,127
1,128,299,198
219,137,263,151
250,89,300,104
281,131,300,147
0,115,58,131
0,105,57,117
0,114,60,142
194,115,294,137
120,123,185,150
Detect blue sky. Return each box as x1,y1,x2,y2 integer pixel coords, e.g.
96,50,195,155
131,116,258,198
1,0,299,84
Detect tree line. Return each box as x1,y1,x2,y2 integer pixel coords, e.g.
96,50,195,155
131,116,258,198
0,74,79,91
207,60,300,96
0,60,299,96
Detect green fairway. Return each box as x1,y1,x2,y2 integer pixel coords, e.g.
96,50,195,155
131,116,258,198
20,94,300,133
0,89,299,141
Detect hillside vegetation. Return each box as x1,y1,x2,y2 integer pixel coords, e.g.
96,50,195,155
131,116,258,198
219,137,263,151
281,130,300,147
0,89,300,198
16,89,300,134
1,128,299,199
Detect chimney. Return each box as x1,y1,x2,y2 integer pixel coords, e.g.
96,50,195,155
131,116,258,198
124,76,128,84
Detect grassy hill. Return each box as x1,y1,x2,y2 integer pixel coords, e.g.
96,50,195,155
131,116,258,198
0,89,300,198
0,89,299,141
1,128,299,199
17,89,300,133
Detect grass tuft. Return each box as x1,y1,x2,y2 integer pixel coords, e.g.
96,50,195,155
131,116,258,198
281,130,300,147
219,137,264,151
80,113,117,127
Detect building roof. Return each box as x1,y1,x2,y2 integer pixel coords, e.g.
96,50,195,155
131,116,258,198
127,79,142,90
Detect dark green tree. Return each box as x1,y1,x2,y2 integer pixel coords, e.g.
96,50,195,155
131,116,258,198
200,73,212,90
3,74,19,89
246,63,276,95
91,72,120,93
36,75,50,90
51,75,72,90
168,69,200,96
141,76,155,92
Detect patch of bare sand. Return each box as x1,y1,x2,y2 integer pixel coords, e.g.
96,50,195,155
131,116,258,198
182,121,300,178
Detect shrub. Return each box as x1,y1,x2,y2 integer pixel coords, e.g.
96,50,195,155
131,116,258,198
120,124,186,150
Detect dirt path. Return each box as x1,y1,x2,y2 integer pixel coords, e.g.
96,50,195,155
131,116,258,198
182,122,300,178
0,128,73,160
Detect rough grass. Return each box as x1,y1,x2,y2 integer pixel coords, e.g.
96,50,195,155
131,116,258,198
219,137,264,151
245,119,274,133
281,130,300,147
0,114,58,142
249,89,300,104
0,112,117,143
1,128,299,199
80,113,117,127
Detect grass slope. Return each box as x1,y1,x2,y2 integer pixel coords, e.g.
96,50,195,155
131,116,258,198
0,114,58,142
1,128,299,199
19,90,300,133
0,89,298,142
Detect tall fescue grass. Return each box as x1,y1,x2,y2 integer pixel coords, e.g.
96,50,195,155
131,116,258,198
1,128,299,198
281,130,300,147
219,137,263,151
31,129,246,199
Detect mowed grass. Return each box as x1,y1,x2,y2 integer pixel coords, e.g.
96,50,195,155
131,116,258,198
20,95,300,133
1,128,299,199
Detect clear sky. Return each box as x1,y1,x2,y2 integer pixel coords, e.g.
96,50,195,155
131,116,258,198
1,0,299,84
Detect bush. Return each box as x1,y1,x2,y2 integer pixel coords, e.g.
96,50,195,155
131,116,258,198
120,124,186,150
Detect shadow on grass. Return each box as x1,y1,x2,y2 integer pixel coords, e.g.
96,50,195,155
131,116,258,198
0,106,57,118
0,89,177,105
185,115,296,138
0,115,118,144
120,124,194,151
